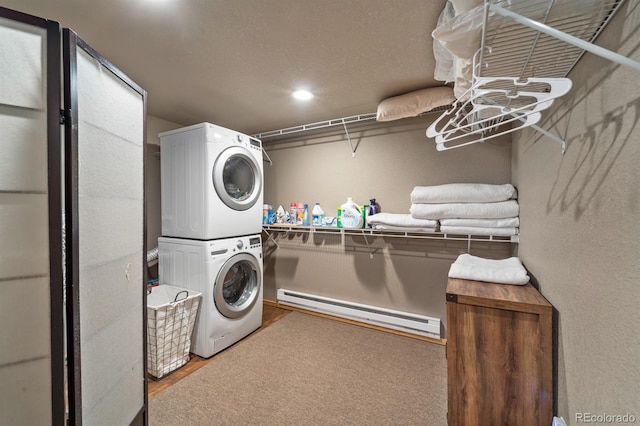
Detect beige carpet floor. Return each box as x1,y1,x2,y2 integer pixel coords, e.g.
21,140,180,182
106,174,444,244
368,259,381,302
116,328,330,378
149,311,447,425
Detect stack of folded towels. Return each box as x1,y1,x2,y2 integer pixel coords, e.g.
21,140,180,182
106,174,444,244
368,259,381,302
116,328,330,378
366,212,438,233
409,183,519,236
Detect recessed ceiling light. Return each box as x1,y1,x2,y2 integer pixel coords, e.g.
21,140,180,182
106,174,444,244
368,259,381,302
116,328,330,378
292,89,314,101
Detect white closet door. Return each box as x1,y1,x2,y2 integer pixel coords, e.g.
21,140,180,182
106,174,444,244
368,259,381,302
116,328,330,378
64,30,147,425
0,11,63,426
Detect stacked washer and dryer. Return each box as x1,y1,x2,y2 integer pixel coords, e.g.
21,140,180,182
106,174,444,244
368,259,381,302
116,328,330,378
158,123,264,358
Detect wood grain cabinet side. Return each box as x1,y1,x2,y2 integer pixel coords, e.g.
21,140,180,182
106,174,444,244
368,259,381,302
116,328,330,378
445,278,553,426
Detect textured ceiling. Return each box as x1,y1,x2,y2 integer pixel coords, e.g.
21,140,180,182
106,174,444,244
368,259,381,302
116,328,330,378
1,0,447,135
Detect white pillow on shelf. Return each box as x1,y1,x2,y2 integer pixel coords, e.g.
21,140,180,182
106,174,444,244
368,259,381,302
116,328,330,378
376,86,455,122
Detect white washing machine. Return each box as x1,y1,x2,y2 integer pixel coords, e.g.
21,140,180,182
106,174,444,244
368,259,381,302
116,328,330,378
158,234,263,358
160,122,264,240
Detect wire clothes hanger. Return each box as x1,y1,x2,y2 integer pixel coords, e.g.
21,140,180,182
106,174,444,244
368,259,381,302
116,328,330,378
426,0,640,154
426,49,572,151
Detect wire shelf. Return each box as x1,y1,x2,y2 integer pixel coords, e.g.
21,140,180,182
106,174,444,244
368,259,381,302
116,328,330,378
479,0,626,86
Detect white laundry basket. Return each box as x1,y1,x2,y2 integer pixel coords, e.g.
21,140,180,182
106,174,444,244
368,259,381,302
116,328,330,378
147,285,201,379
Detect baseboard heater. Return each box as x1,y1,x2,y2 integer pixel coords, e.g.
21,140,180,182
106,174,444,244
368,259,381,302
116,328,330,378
277,289,441,339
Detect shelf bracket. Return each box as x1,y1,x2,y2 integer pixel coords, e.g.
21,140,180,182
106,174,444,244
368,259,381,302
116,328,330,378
530,123,566,154
262,228,280,249
262,148,273,166
342,119,356,158
479,94,567,153
360,231,375,259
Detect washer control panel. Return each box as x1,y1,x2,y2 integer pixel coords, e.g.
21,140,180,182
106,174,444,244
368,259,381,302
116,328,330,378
249,236,262,249
208,235,262,258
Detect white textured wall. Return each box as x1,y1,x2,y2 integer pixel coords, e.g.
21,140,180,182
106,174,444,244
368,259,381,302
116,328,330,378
512,2,640,422
146,116,182,254
147,116,182,146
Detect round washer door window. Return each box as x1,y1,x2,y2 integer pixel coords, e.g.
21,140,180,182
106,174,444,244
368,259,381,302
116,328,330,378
214,253,261,319
212,146,262,211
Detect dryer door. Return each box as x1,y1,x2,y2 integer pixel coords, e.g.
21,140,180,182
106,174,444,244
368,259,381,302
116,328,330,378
212,146,262,211
214,252,261,318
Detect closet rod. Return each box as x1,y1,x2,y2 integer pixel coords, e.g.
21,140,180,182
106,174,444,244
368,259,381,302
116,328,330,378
252,106,451,140
491,4,640,72
252,113,377,140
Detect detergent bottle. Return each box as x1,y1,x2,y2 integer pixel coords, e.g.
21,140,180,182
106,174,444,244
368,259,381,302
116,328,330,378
361,204,368,228
340,197,364,229
297,202,305,225
311,202,325,226
302,203,310,226
288,202,297,224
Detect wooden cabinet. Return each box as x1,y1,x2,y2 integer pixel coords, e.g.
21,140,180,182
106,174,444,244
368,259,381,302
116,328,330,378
446,278,553,426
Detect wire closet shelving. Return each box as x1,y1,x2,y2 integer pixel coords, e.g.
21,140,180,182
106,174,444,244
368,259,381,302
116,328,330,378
257,0,637,244
262,224,517,258
428,0,638,153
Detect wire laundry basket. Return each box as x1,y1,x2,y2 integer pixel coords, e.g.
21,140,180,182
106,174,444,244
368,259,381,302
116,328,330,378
147,285,202,379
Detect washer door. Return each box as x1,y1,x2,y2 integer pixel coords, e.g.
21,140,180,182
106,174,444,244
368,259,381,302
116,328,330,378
214,253,261,319
212,146,262,211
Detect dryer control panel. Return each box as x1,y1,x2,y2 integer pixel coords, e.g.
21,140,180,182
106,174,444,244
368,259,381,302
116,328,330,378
246,135,262,155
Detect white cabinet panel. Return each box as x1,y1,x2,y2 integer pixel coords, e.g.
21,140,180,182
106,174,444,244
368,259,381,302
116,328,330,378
0,19,45,109
0,277,50,365
77,49,144,146
0,112,47,191
78,123,143,199
78,198,143,267
78,252,142,339
0,194,49,279
73,37,146,425
0,358,51,426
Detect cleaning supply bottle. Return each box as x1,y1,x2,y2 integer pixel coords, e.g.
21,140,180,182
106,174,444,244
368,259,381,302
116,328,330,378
361,204,368,229
297,202,305,225
337,207,342,228
369,198,380,215
368,198,379,228
340,197,364,229
311,202,325,226
289,202,297,224
302,203,310,226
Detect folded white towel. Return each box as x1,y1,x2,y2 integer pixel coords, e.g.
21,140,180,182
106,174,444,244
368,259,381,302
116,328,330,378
367,213,438,228
440,217,519,228
410,200,519,219
410,183,517,204
372,225,439,233
448,254,530,285
440,225,518,237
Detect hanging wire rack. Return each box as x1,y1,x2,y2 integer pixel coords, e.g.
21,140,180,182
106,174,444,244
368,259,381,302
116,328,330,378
428,0,637,152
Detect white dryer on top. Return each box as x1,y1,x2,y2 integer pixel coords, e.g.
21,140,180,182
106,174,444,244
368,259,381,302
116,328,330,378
160,122,264,240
